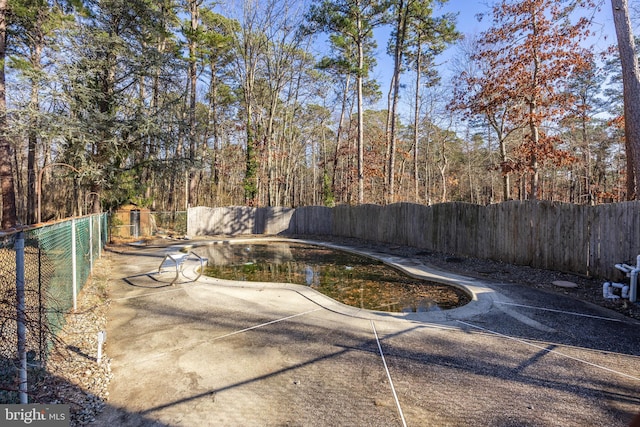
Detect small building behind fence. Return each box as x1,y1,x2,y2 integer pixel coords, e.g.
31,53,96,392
111,203,153,238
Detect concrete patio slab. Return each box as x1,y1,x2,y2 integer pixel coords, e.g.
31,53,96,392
92,238,640,427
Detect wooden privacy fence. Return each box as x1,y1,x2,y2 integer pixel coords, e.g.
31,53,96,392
188,201,640,280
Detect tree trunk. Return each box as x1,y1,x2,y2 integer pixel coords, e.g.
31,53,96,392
529,10,541,200
356,22,365,205
485,114,511,201
240,3,260,206
499,134,510,201
332,74,351,194
438,159,447,203
0,0,16,229
386,0,408,204
266,94,279,207
188,0,200,207
384,73,393,199
611,0,640,199
208,60,221,206
27,29,43,224
413,43,422,202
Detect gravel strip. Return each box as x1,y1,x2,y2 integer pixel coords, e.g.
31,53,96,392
31,253,113,426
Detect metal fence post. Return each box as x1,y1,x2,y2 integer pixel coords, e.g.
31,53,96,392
38,237,44,362
16,231,28,404
71,218,77,311
89,216,94,271
98,214,102,257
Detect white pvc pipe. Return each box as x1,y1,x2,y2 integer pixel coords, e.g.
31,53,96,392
603,282,630,299
603,282,610,298
630,269,638,303
97,331,106,364
622,286,630,299
615,263,632,273
611,255,640,302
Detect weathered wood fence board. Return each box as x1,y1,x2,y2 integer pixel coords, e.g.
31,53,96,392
289,206,333,235
188,201,640,279
587,202,640,278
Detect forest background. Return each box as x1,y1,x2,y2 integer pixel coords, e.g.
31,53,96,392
0,0,638,229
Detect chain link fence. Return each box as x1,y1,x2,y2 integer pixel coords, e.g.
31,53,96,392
0,214,107,403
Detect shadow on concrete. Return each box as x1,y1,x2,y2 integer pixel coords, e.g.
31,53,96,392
122,273,173,289
99,241,640,426
121,293,640,425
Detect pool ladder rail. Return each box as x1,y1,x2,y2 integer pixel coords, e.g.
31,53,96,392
158,250,206,286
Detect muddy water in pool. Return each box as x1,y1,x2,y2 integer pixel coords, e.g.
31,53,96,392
202,242,470,313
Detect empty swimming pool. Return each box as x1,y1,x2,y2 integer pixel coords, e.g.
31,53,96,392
201,241,470,313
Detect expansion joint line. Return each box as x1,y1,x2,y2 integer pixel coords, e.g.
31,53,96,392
494,301,625,323
457,320,640,382
121,308,324,367
371,320,408,427
211,308,323,342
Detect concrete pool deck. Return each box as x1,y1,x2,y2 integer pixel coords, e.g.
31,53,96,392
93,238,640,426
